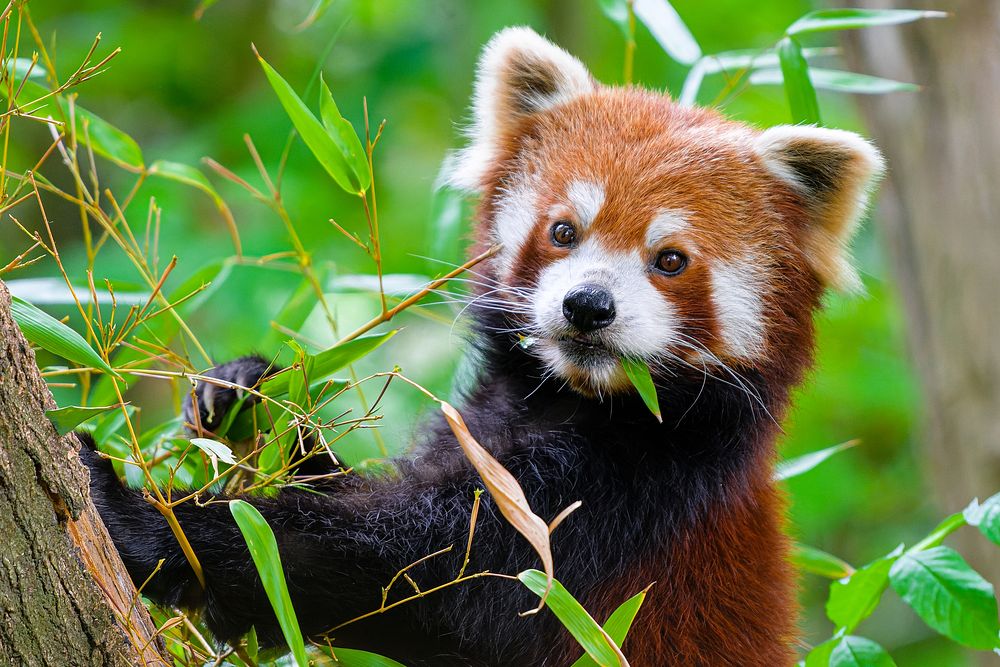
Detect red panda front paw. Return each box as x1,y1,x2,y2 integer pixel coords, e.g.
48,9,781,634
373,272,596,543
183,355,273,434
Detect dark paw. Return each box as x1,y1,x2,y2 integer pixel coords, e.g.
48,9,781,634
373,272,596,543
183,355,273,433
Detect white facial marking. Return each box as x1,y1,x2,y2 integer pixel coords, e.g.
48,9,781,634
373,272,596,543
710,258,766,359
532,238,677,393
566,180,605,229
645,209,692,248
492,177,538,278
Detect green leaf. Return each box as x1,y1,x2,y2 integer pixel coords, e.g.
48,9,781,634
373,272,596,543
46,404,123,436
620,357,661,422
804,637,837,667
5,79,144,169
633,0,701,65
787,9,947,36
261,271,324,350
828,635,896,667
229,500,309,667
260,330,398,397
570,586,649,667
189,437,237,465
597,0,632,41
964,493,1000,547
519,569,622,667
776,36,821,125
148,160,237,245
429,183,469,264
255,49,366,195
750,68,919,95
11,296,120,378
319,74,371,191
827,545,903,632
792,542,854,580
326,647,407,667
775,440,858,481
889,546,1000,650
294,0,335,32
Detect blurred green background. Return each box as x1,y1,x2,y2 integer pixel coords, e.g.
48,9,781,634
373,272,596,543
1,0,969,664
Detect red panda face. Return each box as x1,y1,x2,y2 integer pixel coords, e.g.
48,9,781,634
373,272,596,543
449,28,884,397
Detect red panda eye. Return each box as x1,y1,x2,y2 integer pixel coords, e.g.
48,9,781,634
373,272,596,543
655,250,688,276
550,221,577,247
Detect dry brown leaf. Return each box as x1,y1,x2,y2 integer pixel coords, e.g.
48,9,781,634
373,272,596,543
440,401,554,612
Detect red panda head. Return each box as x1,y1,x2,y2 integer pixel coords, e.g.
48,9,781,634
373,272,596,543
449,28,884,397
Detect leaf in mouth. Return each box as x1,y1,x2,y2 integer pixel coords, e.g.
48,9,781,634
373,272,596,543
620,357,662,423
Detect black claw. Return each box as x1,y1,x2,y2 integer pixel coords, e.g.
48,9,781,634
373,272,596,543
183,355,272,433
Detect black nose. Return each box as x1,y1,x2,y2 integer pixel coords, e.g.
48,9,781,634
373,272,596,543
562,284,616,332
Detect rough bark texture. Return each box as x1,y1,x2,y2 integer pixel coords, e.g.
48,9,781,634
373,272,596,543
0,280,165,666
844,0,1000,627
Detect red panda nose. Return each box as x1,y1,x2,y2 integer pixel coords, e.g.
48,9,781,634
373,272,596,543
562,284,616,332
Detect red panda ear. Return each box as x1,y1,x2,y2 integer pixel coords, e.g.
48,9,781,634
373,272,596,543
754,126,885,292
447,27,595,191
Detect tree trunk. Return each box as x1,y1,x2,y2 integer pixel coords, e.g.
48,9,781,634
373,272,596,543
0,280,165,666
843,0,1000,622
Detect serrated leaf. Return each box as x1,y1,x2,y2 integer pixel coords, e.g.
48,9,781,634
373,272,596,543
750,68,919,95
11,296,119,378
229,500,309,667
620,357,661,422
189,437,237,465
570,587,649,667
964,493,1000,546
326,647,407,667
889,546,1000,650
787,9,947,36
829,635,896,667
775,440,858,481
777,36,820,125
260,330,397,397
46,404,124,435
792,542,854,579
255,49,366,195
319,74,370,191
633,0,701,65
519,570,628,667
827,545,903,632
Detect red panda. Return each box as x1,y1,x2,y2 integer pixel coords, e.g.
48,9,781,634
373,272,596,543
80,27,883,666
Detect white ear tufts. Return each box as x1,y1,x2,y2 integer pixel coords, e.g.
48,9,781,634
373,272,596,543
446,27,594,192
754,125,885,292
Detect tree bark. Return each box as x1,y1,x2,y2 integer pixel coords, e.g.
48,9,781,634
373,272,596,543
843,0,1000,625
0,280,165,666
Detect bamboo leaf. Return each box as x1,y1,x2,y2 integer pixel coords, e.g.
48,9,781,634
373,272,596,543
189,437,237,465
46,404,124,435
597,0,632,41
519,569,629,667
787,9,947,36
620,357,661,422
11,296,119,378
792,542,854,580
776,36,820,125
633,0,701,65
229,500,309,667
774,440,858,481
750,67,919,95
148,160,238,250
319,74,371,191
570,587,650,667
255,48,366,195
326,647,407,667
260,330,397,397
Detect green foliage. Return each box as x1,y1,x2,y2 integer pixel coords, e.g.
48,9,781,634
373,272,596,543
619,356,661,422
11,296,119,377
570,587,649,667
230,499,310,667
